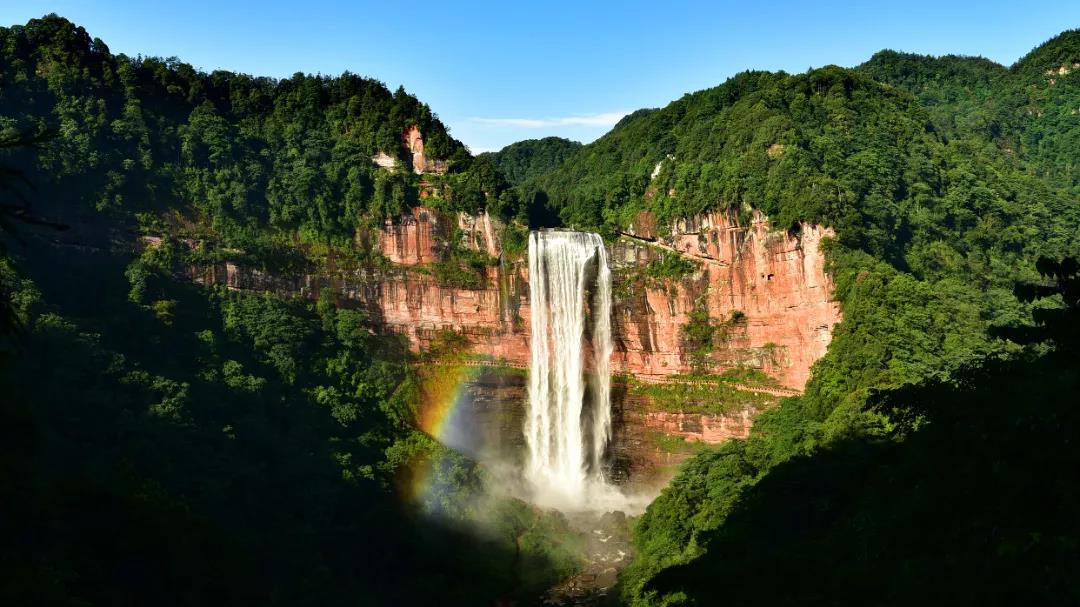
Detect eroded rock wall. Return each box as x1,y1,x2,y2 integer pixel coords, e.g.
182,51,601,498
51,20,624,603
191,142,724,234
403,125,449,175
188,206,839,391
613,209,840,388
431,368,740,494
642,410,755,444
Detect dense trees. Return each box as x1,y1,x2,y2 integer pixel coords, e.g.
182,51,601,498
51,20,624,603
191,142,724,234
0,14,480,250
524,63,1076,258
627,258,1080,606
0,15,568,606
611,32,1080,606
486,136,583,185
858,30,1080,197
0,228,580,605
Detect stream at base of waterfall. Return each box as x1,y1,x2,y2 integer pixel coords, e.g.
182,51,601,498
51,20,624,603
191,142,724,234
524,230,644,605
526,230,623,510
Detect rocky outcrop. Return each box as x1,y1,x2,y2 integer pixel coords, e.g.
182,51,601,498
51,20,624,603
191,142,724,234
380,206,447,264
642,410,755,444
187,206,839,391
613,209,840,388
370,126,449,174
371,152,398,169
403,125,449,175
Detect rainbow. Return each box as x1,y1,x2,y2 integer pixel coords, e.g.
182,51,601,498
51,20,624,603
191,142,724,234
416,364,482,445
404,364,485,506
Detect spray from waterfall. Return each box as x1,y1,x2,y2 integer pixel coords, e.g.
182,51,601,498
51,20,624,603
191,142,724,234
525,230,615,508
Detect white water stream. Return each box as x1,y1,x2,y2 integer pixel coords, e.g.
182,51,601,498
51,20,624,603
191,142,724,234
525,230,615,508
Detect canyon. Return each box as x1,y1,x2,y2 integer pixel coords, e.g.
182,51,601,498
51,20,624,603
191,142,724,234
181,203,841,486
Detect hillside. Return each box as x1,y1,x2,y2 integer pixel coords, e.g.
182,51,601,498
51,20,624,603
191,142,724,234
456,25,1080,607
526,33,1077,607
857,30,1080,195
485,136,583,185
0,14,518,250
0,15,573,606
2,13,1080,607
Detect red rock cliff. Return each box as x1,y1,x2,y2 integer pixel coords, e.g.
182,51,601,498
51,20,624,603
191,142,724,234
403,125,449,175
189,207,839,391
613,209,840,388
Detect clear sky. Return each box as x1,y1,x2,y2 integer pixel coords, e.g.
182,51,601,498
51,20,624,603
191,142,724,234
3,1,1076,152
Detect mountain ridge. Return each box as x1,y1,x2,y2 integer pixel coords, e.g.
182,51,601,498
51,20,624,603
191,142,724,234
2,14,1080,607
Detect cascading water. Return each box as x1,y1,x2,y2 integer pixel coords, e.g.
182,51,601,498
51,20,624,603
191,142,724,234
525,230,614,507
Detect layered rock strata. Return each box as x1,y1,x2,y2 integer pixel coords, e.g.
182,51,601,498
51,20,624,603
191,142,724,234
187,206,840,391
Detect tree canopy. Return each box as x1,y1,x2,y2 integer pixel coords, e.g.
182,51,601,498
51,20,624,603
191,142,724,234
3,14,1080,607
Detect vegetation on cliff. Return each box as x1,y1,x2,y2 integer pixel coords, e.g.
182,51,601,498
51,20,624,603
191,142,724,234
0,15,568,606
3,12,1080,607
603,32,1080,605
628,379,777,415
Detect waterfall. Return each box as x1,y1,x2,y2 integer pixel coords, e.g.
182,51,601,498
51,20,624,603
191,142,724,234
525,230,613,505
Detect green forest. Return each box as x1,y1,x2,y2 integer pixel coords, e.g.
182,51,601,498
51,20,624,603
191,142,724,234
485,137,583,186
531,29,1080,606
3,13,1080,607
563,31,1080,606
0,16,575,606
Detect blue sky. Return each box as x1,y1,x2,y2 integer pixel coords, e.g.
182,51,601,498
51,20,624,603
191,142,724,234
3,1,1076,152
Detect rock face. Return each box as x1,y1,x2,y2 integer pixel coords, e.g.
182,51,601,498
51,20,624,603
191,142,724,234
380,206,446,265
641,410,755,444
370,207,839,390
370,126,449,174
434,369,734,494
614,209,840,388
403,125,449,175
372,207,530,363
188,206,839,391
371,152,398,169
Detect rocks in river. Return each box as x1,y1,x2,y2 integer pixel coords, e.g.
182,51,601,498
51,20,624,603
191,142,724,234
540,510,634,606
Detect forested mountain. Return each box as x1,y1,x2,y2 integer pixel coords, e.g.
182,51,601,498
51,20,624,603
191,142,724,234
0,15,571,606
485,136,583,185
513,32,1078,606
440,23,1080,605
3,12,1080,607
0,13,520,250
856,31,1080,199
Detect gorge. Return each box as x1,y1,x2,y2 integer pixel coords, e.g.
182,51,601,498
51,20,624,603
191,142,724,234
3,13,1079,607
179,203,841,498
160,199,844,558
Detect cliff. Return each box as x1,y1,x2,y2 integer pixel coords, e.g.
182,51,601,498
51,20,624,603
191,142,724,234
369,125,450,174
415,366,759,495
614,210,839,388
403,125,449,175
370,206,839,389
187,206,839,391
